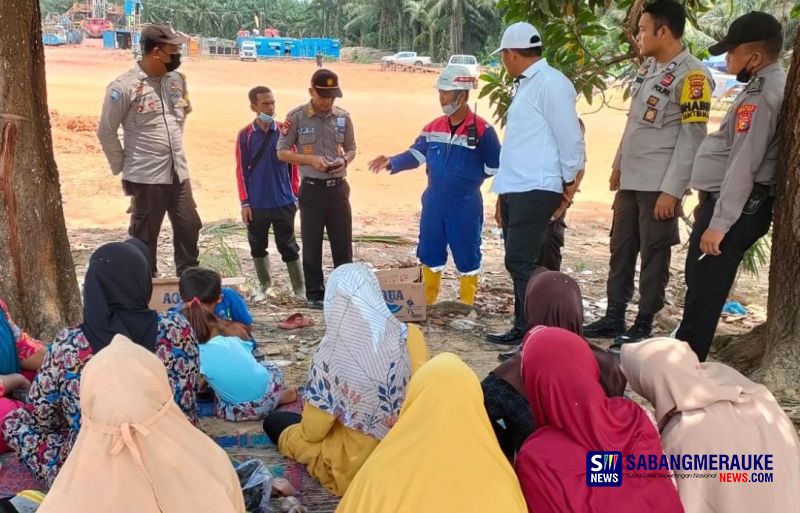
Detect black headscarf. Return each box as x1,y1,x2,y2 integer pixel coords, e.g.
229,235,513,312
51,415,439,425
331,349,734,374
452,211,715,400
80,240,158,353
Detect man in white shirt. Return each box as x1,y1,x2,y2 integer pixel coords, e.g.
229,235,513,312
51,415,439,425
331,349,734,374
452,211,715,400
487,22,586,346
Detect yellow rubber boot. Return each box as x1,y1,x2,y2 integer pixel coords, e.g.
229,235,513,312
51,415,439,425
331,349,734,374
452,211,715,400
422,266,442,305
459,274,479,306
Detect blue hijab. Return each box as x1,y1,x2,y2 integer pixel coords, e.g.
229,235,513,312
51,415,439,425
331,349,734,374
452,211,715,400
0,307,22,375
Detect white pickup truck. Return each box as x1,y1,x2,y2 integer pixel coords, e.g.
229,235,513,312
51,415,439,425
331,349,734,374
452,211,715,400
382,51,431,68
447,55,480,88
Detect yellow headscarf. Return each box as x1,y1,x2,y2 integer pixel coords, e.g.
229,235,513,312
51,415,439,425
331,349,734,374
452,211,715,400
336,352,527,513
38,335,245,513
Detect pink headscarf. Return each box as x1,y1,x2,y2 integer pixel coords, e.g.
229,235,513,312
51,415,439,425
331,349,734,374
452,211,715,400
515,327,684,513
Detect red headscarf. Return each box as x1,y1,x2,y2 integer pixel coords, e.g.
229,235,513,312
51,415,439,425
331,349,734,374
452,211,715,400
515,327,684,513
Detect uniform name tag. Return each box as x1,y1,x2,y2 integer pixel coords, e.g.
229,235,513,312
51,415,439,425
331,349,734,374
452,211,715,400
299,127,315,135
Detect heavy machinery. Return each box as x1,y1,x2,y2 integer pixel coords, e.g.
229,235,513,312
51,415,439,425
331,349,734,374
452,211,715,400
66,1,125,38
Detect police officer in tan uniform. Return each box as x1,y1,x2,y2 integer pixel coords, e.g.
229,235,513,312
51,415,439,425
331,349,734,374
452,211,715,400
585,0,713,348
277,69,356,308
676,12,786,361
97,23,201,277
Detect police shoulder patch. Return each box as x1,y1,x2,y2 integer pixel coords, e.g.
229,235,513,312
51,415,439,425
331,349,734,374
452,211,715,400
281,119,293,135
680,71,711,124
736,103,757,133
110,89,122,102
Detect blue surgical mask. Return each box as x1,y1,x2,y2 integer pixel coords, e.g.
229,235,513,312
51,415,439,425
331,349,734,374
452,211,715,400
258,112,273,124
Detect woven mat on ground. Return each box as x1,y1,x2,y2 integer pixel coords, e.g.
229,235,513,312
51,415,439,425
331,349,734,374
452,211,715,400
230,449,340,513
0,453,46,495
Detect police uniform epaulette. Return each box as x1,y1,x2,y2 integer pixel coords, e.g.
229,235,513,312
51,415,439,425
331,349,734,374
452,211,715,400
286,104,307,118
332,105,349,116
746,76,764,94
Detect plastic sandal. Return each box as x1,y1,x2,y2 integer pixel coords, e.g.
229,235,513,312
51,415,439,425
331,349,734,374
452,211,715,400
278,313,314,330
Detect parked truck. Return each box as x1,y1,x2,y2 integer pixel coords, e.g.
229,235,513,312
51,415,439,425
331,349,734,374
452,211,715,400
381,51,431,68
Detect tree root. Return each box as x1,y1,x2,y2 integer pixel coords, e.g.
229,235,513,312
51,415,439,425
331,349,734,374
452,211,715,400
711,322,768,376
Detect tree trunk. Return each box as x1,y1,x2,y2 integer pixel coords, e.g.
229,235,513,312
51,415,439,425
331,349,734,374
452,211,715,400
0,1,81,338
751,32,800,402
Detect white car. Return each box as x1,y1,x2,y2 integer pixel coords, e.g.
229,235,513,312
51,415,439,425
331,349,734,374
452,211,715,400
382,51,431,68
240,41,257,61
448,55,480,88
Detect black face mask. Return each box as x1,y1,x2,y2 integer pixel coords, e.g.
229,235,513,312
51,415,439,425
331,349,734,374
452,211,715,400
735,55,756,84
165,52,182,72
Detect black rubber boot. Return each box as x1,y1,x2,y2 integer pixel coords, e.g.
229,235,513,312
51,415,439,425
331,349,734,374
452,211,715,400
583,302,627,338
611,313,655,350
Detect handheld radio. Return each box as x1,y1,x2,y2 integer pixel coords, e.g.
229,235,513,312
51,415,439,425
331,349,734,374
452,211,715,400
467,99,479,147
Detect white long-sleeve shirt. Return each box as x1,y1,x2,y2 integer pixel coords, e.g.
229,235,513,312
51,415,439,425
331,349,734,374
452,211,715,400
491,59,585,195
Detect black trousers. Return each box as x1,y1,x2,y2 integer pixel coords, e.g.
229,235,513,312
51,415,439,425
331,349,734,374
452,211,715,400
482,373,536,461
500,190,563,329
263,411,302,444
539,213,566,272
676,196,773,361
247,203,300,262
127,177,202,276
607,190,680,316
298,180,352,301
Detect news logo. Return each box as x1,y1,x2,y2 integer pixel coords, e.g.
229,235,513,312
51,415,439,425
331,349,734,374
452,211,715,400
587,451,623,487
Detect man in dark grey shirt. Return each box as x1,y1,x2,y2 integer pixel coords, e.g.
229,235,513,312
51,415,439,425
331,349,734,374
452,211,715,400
277,69,356,308
97,23,201,276
676,12,786,361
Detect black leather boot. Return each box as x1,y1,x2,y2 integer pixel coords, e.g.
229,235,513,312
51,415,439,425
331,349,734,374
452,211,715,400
583,302,627,338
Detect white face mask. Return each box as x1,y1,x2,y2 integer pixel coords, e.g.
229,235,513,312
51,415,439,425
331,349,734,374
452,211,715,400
442,102,460,116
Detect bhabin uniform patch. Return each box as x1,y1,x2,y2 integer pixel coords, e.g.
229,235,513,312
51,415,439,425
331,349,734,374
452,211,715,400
736,104,757,133
680,71,711,123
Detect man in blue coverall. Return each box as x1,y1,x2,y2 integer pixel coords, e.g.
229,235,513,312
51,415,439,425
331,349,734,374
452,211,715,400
368,65,501,305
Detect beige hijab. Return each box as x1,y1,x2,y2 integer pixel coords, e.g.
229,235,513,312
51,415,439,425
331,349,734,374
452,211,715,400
621,338,800,513
39,335,246,513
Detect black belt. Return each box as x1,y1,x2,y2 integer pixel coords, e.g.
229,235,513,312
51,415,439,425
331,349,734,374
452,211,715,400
302,177,346,188
700,183,773,203
699,191,721,201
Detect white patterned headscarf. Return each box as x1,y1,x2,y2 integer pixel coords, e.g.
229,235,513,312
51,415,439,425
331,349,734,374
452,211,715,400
304,263,410,440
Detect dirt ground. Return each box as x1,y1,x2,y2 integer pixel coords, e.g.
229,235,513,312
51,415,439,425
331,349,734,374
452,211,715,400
46,40,774,404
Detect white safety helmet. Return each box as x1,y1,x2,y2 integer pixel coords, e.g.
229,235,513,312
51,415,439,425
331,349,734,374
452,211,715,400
436,64,475,91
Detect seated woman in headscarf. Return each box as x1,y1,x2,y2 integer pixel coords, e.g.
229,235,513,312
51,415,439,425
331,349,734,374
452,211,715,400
262,263,429,496
337,352,527,513
38,335,245,513
516,327,684,513
1,240,200,486
0,299,46,453
621,338,800,513
482,268,626,460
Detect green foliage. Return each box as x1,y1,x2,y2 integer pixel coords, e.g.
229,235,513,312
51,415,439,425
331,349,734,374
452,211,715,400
108,0,502,61
740,231,771,278
478,67,513,127
39,0,74,17
483,0,716,124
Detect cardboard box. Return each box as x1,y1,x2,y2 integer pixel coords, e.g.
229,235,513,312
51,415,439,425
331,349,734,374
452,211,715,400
374,266,426,322
150,276,246,311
